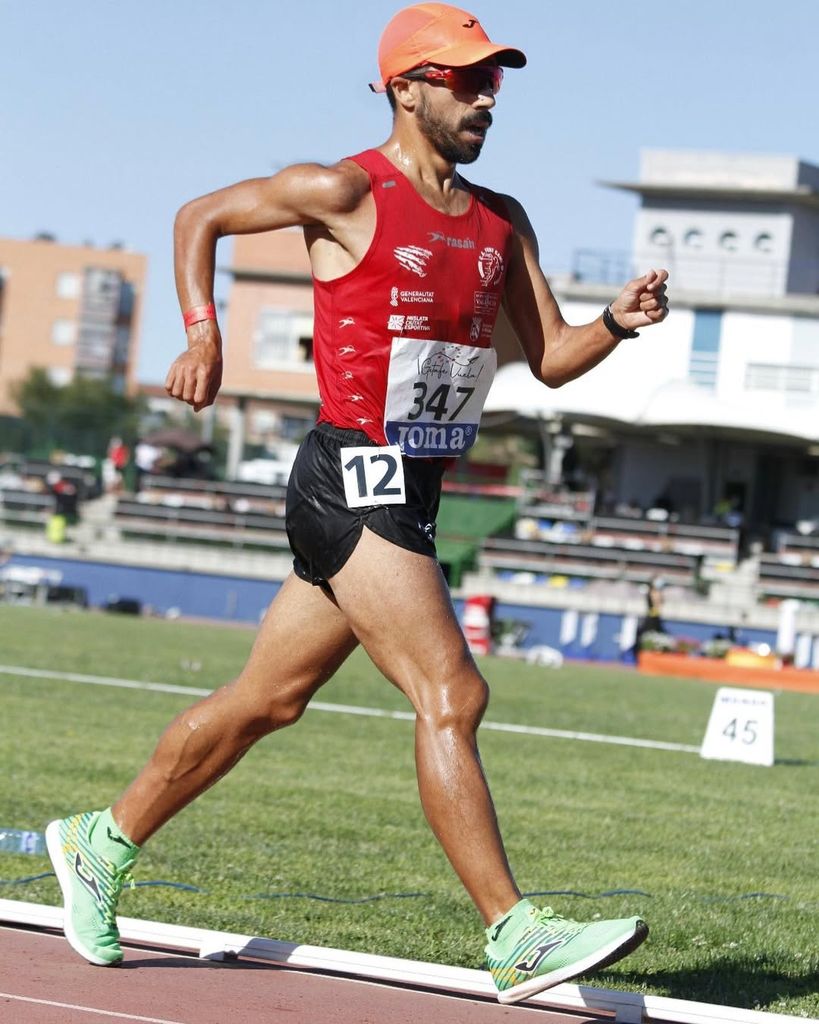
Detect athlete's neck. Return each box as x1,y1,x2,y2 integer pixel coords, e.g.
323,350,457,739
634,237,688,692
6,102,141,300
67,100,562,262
377,135,466,210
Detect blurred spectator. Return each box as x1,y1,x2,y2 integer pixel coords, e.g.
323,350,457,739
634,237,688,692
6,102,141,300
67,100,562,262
103,436,130,494
47,471,78,521
644,576,665,633
134,441,163,492
45,470,78,544
633,575,666,659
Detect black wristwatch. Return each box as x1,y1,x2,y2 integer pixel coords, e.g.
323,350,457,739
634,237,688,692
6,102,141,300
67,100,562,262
603,304,639,340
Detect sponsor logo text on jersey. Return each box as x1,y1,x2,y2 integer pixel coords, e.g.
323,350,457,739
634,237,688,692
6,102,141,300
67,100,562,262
390,286,435,305
388,314,431,332
474,290,500,313
428,230,477,249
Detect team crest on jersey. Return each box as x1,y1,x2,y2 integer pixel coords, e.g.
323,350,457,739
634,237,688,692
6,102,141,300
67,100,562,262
477,246,504,288
394,245,432,278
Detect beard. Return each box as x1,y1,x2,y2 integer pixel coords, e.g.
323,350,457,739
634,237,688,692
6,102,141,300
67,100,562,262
416,93,492,165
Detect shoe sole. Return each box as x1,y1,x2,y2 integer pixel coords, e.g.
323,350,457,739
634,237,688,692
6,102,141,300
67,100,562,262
496,919,648,1005
45,819,122,967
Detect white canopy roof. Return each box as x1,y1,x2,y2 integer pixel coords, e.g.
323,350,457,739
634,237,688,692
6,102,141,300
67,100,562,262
484,362,819,444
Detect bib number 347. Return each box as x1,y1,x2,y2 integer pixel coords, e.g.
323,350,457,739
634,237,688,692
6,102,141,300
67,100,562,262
340,445,406,508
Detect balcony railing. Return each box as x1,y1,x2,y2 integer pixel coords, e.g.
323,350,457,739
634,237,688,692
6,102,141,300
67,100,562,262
570,249,819,298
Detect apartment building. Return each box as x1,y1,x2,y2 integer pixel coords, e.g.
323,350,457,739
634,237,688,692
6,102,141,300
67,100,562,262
0,235,147,414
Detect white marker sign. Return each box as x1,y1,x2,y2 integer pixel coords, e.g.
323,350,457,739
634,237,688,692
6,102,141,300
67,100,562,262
700,687,774,767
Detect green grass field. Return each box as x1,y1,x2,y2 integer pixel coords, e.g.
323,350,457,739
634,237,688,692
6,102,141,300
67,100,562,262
0,605,817,1016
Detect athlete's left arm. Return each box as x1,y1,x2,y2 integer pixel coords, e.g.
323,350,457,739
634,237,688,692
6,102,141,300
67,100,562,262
499,195,669,387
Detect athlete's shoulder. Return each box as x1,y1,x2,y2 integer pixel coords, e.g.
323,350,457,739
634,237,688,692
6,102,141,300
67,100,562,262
459,176,517,223
489,191,532,235
286,157,372,217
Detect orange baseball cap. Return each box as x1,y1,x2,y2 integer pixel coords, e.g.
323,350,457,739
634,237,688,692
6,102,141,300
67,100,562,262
370,3,526,93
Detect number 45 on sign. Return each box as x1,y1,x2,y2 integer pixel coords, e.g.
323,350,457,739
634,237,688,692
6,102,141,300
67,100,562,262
700,687,774,767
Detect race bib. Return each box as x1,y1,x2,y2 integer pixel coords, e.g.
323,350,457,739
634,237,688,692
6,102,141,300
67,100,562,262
384,338,497,457
340,445,406,508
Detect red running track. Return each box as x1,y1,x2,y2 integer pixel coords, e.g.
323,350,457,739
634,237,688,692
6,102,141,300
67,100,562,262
0,926,612,1024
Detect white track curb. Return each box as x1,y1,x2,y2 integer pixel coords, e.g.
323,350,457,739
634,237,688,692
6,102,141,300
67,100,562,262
0,899,811,1024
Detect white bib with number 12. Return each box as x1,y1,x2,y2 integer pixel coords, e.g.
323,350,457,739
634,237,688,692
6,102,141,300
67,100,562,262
340,445,406,508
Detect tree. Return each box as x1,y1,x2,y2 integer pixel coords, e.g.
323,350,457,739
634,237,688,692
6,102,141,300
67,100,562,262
10,369,146,458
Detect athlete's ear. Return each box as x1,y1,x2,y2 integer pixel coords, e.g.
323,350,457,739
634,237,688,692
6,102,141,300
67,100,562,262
391,76,420,113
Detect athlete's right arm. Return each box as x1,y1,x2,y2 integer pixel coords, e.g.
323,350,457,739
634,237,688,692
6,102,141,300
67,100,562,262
166,162,368,411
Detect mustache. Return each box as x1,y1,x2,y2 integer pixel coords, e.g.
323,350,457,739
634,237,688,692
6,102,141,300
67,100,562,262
460,113,493,131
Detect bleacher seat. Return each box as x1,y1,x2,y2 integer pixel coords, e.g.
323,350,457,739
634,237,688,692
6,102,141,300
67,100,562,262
115,475,290,551
0,488,56,526
478,535,699,587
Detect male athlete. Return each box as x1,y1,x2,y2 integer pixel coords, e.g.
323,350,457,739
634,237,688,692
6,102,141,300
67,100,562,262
47,2,668,1004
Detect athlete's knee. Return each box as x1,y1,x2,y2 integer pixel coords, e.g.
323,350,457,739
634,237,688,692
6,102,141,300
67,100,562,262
228,675,313,737
416,669,489,734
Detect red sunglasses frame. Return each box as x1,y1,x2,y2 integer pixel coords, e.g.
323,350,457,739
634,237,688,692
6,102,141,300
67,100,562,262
400,64,503,96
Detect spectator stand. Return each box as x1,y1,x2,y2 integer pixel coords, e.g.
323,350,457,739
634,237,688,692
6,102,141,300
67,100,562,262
0,456,96,532
475,473,741,599
759,527,819,604
435,483,518,587
114,475,290,553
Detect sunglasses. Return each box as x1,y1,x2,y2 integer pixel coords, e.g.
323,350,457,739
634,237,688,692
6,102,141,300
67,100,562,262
401,64,503,95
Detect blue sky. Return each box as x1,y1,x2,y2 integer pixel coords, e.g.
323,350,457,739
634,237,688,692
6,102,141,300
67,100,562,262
3,0,818,384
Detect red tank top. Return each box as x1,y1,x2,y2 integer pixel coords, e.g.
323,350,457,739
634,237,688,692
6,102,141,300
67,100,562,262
312,148,514,458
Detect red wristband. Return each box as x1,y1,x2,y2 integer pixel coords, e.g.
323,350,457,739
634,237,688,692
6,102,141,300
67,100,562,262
183,303,217,328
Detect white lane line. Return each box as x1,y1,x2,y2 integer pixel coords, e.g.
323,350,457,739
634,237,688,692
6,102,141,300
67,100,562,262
0,665,207,698
0,665,699,754
308,700,700,753
0,992,187,1024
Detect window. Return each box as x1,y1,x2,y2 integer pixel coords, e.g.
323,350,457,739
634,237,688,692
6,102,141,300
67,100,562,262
47,367,72,387
280,414,314,441
75,323,116,373
649,227,671,247
689,309,722,389
745,364,819,394
51,319,76,346
253,310,314,369
56,272,80,299
684,229,703,249
719,231,738,252
754,232,773,253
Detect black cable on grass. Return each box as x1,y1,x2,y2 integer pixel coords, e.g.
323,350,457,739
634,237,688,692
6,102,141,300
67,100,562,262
134,880,203,892
526,889,652,899
0,875,798,906
0,872,53,885
702,891,788,903
243,890,430,903
0,873,204,893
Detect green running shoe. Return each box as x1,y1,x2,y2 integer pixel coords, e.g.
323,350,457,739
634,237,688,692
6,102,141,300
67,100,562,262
485,900,648,1004
46,809,139,966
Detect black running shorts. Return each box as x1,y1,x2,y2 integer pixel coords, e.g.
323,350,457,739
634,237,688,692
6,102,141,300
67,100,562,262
285,422,446,587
